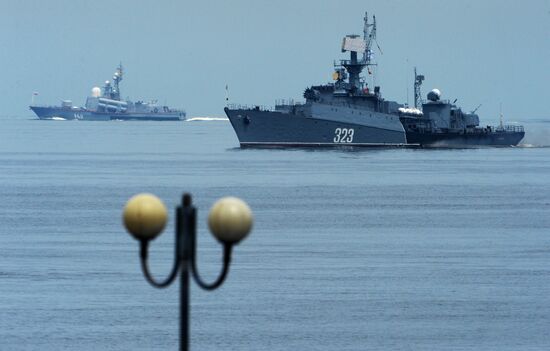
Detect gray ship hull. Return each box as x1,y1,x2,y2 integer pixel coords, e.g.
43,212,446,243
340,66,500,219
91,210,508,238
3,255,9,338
30,106,185,121
224,107,408,147
225,107,525,148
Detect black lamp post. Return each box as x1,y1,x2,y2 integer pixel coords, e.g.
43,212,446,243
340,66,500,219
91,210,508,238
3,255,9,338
122,192,253,351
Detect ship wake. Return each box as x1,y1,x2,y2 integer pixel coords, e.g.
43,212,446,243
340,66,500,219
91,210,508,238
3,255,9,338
186,117,228,122
516,144,550,148
519,124,550,148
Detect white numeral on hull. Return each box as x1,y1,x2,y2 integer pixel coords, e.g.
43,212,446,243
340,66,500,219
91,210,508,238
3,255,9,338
333,128,354,143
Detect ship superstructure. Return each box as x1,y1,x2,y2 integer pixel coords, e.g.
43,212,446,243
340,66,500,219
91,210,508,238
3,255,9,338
224,13,524,147
399,71,524,146
30,64,186,121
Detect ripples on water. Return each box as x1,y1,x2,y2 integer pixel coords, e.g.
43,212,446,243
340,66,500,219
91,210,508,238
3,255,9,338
0,118,549,350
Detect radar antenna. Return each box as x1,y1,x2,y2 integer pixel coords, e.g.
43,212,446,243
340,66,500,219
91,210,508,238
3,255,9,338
336,13,379,92
414,67,425,109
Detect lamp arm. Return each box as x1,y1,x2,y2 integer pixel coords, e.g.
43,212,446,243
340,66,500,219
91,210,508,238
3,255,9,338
184,204,232,290
139,225,180,288
191,243,232,291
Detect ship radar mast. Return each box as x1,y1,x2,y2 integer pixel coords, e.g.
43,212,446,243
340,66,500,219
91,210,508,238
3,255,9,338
112,63,124,101
414,67,425,109
363,12,377,65
334,12,379,94
499,103,504,129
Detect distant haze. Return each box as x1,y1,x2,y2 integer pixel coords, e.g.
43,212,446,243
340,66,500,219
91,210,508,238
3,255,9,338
1,0,549,121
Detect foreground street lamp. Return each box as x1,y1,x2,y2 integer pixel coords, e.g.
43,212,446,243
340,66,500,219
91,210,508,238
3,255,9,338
123,192,253,351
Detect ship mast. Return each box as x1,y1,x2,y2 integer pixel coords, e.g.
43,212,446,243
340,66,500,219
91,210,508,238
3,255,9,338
414,67,425,109
499,103,504,129
336,13,377,92
112,63,123,101
363,12,376,66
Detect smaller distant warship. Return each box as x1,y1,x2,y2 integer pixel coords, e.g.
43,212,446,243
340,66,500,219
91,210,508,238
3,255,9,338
30,64,186,121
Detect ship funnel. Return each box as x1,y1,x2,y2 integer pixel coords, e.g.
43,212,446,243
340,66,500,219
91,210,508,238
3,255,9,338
91,87,101,97
427,88,441,102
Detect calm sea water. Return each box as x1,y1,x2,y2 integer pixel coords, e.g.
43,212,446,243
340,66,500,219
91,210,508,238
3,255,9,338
1,117,550,350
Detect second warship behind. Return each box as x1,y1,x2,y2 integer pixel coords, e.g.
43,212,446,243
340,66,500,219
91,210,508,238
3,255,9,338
224,13,524,147
30,64,186,121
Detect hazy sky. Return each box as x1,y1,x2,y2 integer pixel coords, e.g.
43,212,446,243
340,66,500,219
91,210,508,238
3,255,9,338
1,0,549,121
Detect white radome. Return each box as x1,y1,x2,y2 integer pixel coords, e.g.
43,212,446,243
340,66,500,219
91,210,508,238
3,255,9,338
431,88,441,97
91,87,101,97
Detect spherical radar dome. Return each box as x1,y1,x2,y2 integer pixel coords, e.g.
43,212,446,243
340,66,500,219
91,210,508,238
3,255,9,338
91,87,101,97
427,88,442,102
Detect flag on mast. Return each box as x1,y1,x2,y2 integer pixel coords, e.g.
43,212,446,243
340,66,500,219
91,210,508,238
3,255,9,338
31,91,39,105
225,84,229,105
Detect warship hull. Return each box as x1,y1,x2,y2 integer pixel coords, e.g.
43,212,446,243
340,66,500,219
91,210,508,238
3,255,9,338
225,107,408,147
30,106,185,121
225,108,525,148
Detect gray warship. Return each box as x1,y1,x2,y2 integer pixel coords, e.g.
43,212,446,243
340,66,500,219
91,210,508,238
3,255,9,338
224,13,524,147
30,64,186,121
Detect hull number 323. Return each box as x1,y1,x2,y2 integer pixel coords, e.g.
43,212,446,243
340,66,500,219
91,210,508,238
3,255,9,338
333,128,354,143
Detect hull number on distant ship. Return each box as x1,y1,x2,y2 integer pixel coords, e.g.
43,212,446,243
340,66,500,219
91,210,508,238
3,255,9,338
333,128,354,143
74,113,83,120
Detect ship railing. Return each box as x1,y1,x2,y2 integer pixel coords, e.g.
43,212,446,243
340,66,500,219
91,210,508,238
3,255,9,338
274,99,304,107
30,104,82,109
494,124,524,133
30,104,64,108
166,108,186,113
337,59,368,67
226,103,273,111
